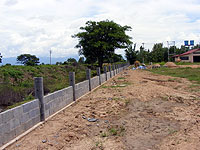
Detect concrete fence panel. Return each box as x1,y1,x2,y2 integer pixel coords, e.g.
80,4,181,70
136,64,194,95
43,86,73,118
91,76,99,90
100,73,106,83
107,72,111,80
0,99,40,147
75,80,89,99
111,71,114,77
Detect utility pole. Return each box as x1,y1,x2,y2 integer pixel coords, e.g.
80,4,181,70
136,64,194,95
174,41,176,55
167,41,175,62
50,50,52,65
142,43,145,64
167,41,169,62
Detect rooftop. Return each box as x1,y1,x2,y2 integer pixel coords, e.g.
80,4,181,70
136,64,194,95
173,48,200,57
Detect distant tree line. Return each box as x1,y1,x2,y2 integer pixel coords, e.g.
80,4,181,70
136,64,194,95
125,43,200,64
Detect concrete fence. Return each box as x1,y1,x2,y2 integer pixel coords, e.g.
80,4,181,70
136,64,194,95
0,63,129,147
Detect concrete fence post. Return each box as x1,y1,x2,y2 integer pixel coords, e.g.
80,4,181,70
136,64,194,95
86,69,91,91
34,77,45,121
109,65,112,78
117,64,119,73
97,67,101,85
69,72,76,101
116,64,118,74
113,64,115,76
104,66,107,81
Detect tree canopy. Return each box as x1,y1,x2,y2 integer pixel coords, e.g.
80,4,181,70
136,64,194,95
78,57,85,64
73,20,132,68
67,58,77,63
17,54,39,66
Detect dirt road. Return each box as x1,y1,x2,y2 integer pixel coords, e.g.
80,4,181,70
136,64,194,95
6,69,200,150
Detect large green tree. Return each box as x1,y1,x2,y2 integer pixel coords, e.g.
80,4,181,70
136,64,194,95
73,20,132,68
17,54,39,66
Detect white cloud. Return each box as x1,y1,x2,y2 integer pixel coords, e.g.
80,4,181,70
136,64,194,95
0,0,200,58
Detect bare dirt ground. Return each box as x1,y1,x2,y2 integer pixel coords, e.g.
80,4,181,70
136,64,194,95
5,69,200,150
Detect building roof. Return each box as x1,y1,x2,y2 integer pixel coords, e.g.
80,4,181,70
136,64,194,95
173,48,200,57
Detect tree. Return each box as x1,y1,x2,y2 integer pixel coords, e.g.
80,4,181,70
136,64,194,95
78,57,85,64
67,58,77,63
150,43,168,62
17,54,39,66
104,53,125,63
73,20,132,68
111,54,125,62
125,44,137,64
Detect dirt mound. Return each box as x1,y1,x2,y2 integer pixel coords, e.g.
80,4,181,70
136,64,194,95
153,64,161,67
164,62,177,67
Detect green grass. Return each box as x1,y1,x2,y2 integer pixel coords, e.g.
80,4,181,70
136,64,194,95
0,64,91,109
102,82,131,89
108,126,126,136
175,62,200,65
149,67,200,84
117,77,126,80
109,128,118,136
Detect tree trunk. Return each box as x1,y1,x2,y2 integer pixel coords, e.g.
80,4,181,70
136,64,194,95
98,57,103,69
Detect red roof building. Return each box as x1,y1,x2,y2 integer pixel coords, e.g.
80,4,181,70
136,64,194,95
173,48,200,63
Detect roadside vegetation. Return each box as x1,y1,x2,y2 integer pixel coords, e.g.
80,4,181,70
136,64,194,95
0,64,97,110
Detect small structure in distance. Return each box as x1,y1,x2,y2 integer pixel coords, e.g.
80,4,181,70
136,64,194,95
173,48,200,63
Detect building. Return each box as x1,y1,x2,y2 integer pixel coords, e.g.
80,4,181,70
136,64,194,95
173,48,200,63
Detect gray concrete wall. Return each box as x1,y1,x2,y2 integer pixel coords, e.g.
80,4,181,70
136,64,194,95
0,99,40,147
43,86,73,118
75,80,89,99
91,76,99,90
100,74,106,83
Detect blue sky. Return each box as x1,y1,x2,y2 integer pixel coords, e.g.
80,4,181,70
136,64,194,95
0,0,200,58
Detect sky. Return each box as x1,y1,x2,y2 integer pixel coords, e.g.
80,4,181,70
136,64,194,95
0,0,200,59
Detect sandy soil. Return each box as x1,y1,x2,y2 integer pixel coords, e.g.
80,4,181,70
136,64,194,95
5,69,200,150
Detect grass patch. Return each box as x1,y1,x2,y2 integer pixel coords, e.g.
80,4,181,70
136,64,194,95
109,128,118,136
175,62,200,65
112,97,121,101
149,67,200,84
108,126,126,136
118,77,126,80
